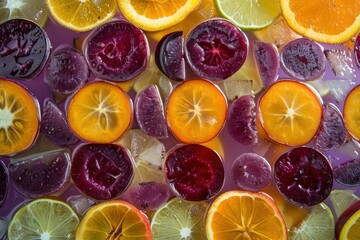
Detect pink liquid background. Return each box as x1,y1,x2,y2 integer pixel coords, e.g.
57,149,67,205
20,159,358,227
1,14,360,230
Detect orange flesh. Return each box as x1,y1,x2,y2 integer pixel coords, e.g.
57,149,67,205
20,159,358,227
130,0,189,19
344,85,360,141
67,81,132,143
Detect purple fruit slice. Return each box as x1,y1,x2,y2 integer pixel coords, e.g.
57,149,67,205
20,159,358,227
41,98,80,147
165,144,224,201
0,160,8,206
83,20,149,82
227,95,258,145
155,31,185,81
127,181,170,211
71,144,134,200
135,85,168,139
44,46,89,98
280,38,326,81
185,18,248,81
314,103,347,151
253,40,279,88
334,158,360,187
355,32,360,68
9,149,71,198
231,153,271,191
0,19,50,81
274,147,333,206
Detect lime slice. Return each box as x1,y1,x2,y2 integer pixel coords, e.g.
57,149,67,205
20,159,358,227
289,203,335,240
215,0,281,30
329,189,360,218
0,0,48,27
151,197,208,240
8,198,79,240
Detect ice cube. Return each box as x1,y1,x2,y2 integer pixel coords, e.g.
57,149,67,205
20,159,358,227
0,218,8,239
326,79,356,103
307,78,330,97
252,138,272,156
335,140,360,160
268,19,301,49
67,195,95,216
217,79,254,101
324,49,356,79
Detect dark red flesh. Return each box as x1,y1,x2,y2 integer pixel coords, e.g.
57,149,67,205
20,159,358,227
0,160,8,206
165,144,224,201
355,33,360,69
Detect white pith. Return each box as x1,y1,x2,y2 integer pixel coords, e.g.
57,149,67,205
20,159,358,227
5,0,26,12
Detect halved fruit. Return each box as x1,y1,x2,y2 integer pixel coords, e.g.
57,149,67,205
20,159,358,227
166,79,227,143
336,201,360,240
0,79,40,156
343,84,360,141
206,190,287,240
76,200,151,240
258,80,322,146
67,81,133,143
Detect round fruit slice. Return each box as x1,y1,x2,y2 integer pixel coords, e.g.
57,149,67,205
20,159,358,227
344,84,360,141
280,0,360,44
289,203,335,240
334,158,360,187
166,79,227,143
186,18,248,81
76,200,151,240
83,20,149,82
46,0,117,32
329,190,360,218
117,0,202,31
336,201,360,240
0,79,40,156
67,81,133,143
215,0,281,30
274,147,333,206
258,80,322,146
0,19,50,81
71,144,134,201
151,197,208,240
206,190,287,240
0,160,8,206
7,198,79,240
165,144,225,201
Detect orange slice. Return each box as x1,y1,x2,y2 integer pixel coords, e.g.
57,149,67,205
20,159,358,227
117,0,202,31
76,200,151,240
343,85,360,141
280,0,360,43
166,79,227,144
67,81,132,143
0,79,39,156
46,0,117,32
206,190,287,240
339,208,360,240
258,80,322,146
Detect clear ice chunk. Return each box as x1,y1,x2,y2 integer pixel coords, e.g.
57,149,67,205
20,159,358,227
326,79,356,103
324,49,356,79
268,19,301,49
217,79,254,101
252,138,272,156
0,218,8,239
67,195,95,216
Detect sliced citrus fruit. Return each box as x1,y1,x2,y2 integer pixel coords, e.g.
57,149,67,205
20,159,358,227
151,197,208,240
258,80,322,146
206,190,287,240
215,0,281,30
289,202,334,240
67,81,133,143
344,85,360,141
336,201,360,240
166,79,227,143
8,198,79,240
280,0,360,43
0,79,40,156
46,0,117,32
0,0,48,27
117,0,202,31
330,190,360,218
76,200,151,240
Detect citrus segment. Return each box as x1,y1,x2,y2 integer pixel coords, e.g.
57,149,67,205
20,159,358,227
215,0,281,30
117,0,202,31
344,85,360,141
0,79,39,156
206,190,287,240
67,81,133,143
46,0,117,32
339,207,360,240
166,79,227,143
8,198,79,240
258,80,322,146
280,0,360,43
76,200,151,240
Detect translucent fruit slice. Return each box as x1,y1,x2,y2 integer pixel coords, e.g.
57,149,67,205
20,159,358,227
166,79,227,143
206,190,287,240
258,80,322,146
7,198,79,240
76,200,151,240
0,160,8,206
329,190,360,218
67,81,133,143
289,203,335,240
0,79,40,156
46,0,117,32
216,79,254,102
151,197,208,240
343,84,360,141
333,158,360,187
